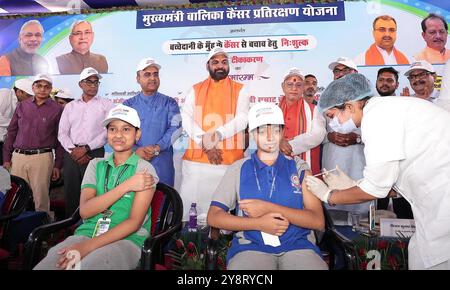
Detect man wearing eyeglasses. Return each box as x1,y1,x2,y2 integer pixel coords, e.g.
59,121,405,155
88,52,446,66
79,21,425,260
278,68,326,175
56,20,108,75
0,20,49,76
355,15,409,66
3,74,63,218
322,57,370,215
404,60,438,103
414,13,450,64
58,67,114,217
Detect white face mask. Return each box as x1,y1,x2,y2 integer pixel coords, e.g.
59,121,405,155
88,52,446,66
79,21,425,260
329,113,357,134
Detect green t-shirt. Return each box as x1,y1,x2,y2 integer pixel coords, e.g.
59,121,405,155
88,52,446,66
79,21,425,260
74,153,159,248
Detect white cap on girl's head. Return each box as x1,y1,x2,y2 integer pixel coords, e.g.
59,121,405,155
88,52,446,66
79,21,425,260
103,104,141,128
248,102,284,131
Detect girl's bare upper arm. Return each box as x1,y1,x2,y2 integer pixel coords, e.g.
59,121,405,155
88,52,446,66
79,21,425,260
128,187,155,224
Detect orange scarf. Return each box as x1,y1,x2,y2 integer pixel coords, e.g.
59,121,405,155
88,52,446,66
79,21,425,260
365,43,409,65
183,77,244,165
279,96,306,141
279,96,321,175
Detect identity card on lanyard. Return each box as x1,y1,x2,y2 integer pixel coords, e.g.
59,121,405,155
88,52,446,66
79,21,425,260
93,210,113,237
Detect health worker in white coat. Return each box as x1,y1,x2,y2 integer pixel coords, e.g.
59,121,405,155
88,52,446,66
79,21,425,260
305,73,450,270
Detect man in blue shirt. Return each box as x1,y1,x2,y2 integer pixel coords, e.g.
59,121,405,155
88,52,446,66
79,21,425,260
123,58,181,186
207,103,328,270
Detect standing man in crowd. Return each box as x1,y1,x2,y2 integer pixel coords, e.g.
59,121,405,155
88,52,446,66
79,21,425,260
58,67,114,217
322,57,369,214
53,88,74,108
374,67,413,218
355,15,409,66
404,60,438,102
56,20,108,74
303,74,319,105
123,58,181,186
0,20,49,76
375,67,399,96
278,68,326,175
3,74,63,217
414,13,450,64
0,78,34,164
180,47,250,220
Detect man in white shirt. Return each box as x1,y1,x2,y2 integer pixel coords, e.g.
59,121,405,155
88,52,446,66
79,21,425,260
58,67,114,217
322,57,369,214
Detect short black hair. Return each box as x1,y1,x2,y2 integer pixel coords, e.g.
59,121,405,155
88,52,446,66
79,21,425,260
304,74,317,80
377,67,399,82
421,13,448,33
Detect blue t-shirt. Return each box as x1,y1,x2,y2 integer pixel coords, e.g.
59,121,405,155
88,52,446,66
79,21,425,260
211,153,321,262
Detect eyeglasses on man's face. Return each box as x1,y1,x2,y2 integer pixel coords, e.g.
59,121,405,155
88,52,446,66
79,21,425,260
333,67,351,75
407,71,431,81
83,80,100,86
374,27,397,33
71,30,93,37
285,82,303,89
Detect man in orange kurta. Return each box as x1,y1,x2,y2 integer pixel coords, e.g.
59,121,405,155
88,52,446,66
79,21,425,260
180,47,250,221
355,15,409,66
414,13,450,64
278,68,326,175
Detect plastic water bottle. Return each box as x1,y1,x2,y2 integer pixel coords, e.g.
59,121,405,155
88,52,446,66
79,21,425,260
188,203,198,232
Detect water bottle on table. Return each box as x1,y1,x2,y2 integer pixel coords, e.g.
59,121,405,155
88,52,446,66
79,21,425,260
188,202,198,232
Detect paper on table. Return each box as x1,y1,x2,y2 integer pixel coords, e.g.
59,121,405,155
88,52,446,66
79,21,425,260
261,231,281,247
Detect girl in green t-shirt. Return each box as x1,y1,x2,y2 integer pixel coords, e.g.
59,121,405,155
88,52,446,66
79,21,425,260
35,104,158,270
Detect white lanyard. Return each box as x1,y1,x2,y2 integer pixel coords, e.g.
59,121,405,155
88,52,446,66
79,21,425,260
253,160,277,199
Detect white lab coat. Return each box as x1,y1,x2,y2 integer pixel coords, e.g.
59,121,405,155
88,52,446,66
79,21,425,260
358,96,450,269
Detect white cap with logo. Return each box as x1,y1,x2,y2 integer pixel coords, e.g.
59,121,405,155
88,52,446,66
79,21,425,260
136,57,161,72
33,73,53,85
79,67,102,81
283,67,304,81
248,102,284,132
14,78,34,95
404,60,435,76
328,56,358,71
103,104,141,128
207,47,229,62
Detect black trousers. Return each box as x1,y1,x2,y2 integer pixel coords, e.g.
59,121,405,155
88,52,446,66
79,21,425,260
63,147,104,218
377,196,414,219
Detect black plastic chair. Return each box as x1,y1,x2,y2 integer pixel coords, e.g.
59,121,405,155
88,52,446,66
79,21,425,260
0,175,33,268
24,182,183,270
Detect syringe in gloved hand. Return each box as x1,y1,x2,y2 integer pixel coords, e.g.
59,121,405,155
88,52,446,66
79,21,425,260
313,168,337,177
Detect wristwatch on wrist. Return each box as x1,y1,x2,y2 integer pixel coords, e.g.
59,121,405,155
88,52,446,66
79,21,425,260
356,135,362,144
154,146,160,156
327,190,336,207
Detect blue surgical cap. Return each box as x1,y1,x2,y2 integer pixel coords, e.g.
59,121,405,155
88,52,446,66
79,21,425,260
318,73,374,113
